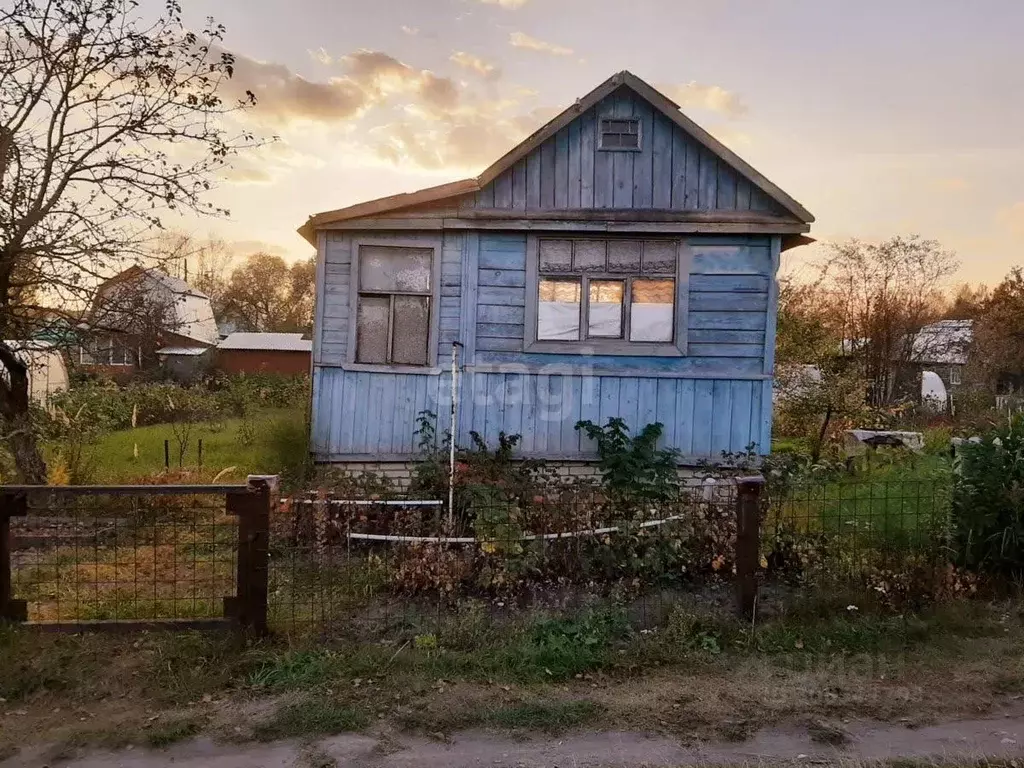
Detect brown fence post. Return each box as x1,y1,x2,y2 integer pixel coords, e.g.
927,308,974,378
734,475,765,621
0,491,29,623
225,475,277,634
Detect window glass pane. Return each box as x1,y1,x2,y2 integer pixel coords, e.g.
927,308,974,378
392,295,430,366
359,246,431,292
588,280,624,338
573,240,606,272
356,294,390,363
607,241,641,273
643,241,677,274
617,133,639,149
630,279,675,342
539,239,572,272
602,133,621,148
538,278,581,340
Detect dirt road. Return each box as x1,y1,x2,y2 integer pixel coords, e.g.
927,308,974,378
8,711,1024,768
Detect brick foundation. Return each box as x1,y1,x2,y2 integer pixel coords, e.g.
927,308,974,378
319,460,731,493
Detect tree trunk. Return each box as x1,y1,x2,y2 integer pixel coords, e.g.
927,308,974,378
0,343,47,484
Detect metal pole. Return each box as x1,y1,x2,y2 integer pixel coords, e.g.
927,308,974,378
447,342,463,529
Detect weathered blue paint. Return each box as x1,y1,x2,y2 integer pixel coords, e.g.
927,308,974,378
310,230,780,462
467,89,789,216
312,366,771,459
309,85,803,464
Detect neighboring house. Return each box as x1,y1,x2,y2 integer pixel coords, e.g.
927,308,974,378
909,319,973,390
77,266,219,378
216,333,312,376
1,340,69,405
300,71,814,466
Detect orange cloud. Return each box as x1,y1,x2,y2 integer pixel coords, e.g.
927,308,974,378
659,81,748,119
509,31,573,56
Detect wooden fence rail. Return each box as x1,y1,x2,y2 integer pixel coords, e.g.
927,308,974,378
0,476,276,634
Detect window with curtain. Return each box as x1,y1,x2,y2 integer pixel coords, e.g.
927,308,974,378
535,239,677,346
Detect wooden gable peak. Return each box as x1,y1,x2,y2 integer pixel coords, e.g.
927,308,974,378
299,70,812,243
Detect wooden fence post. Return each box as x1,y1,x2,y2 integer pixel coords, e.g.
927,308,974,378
0,491,29,623
734,475,765,621
225,476,277,634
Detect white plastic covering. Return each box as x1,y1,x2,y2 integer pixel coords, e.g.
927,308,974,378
921,370,948,410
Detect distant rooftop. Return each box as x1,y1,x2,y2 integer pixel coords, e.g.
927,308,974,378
218,333,312,352
912,319,974,366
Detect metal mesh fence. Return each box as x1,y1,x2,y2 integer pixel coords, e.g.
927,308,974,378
762,478,953,589
0,476,960,635
267,485,741,638
4,487,243,626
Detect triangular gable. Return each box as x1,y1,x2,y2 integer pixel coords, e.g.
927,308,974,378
299,71,812,242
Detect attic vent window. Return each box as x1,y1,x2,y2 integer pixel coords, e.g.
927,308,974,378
599,119,640,151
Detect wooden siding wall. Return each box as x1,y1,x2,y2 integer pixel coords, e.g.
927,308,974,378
312,230,777,462
475,233,771,372
468,90,787,216
315,231,464,366
311,369,763,460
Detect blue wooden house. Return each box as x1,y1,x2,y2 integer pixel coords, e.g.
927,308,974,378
299,71,813,468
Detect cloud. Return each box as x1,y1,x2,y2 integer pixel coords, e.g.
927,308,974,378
221,165,273,185
450,51,501,80
660,81,748,119
216,44,562,173
369,103,557,172
509,31,573,56
400,25,419,35
309,47,333,65
222,48,462,127
342,49,460,116
475,0,530,7
220,50,369,126
997,202,1024,236
706,125,753,150
220,140,326,185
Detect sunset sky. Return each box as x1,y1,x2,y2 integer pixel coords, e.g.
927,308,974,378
178,0,1024,284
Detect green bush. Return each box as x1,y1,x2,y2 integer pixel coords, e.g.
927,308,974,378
952,417,1024,575
575,417,679,502
46,375,310,434
266,412,313,487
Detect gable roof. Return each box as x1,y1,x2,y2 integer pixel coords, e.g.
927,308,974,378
88,266,219,346
300,71,813,243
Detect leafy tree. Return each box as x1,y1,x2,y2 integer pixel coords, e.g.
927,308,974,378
819,236,957,406
219,252,316,334
971,268,1024,393
0,0,261,481
774,276,866,459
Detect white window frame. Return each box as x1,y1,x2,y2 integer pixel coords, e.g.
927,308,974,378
345,237,443,373
524,236,690,357
949,366,962,386
598,118,642,152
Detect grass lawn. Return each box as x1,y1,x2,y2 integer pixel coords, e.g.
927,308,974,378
65,407,306,483
769,452,953,548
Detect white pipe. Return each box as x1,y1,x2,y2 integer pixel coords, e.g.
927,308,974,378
343,513,689,544
281,499,443,507
447,341,463,529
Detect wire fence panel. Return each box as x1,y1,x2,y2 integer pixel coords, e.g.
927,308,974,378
1,486,254,629
268,485,742,639
763,478,953,594
0,476,962,636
